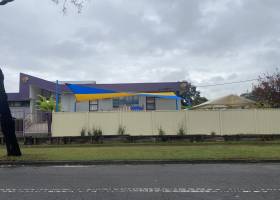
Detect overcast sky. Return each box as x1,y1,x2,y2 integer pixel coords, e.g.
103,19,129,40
0,0,279,99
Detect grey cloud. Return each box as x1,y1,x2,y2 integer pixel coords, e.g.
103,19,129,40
0,0,279,99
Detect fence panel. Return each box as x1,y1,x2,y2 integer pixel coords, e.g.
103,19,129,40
187,110,221,135
154,110,185,135
222,109,255,135
122,111,153,136
88,112,119,135
52,112,86,136
256,109,280,134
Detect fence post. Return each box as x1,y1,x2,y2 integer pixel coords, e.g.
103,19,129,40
219,110,223,135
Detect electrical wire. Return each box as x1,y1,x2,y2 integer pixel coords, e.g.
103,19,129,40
3,77,262,87
4,80,19,85
197,79,259,88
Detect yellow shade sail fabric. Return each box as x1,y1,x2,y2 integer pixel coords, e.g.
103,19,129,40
66,83,184,102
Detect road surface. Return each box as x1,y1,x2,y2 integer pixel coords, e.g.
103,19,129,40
0,164,279,199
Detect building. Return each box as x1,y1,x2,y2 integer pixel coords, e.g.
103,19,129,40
7,73,188,114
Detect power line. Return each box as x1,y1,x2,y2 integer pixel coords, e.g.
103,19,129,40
4,80,19,85
3,77,262,88
197,79,259,88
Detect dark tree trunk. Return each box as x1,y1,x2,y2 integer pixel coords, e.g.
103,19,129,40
46,113,52,135
0,69,21,156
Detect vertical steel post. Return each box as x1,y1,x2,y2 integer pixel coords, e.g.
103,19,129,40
175,91,178,110
188,99,191,110
75,102,76,112
56,80,58,112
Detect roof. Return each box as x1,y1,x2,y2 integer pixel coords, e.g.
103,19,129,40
7,73,188,101
192,94,256,110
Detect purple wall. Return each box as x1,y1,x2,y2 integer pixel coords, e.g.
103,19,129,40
7,93,21,101
8,73,188,101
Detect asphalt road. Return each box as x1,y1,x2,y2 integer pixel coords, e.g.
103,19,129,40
0,164,279,200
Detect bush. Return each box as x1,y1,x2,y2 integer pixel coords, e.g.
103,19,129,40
157,125,166,138
93,126,102,137
87,128,92,136
211,131,216,136
80,126,87,137
117,124,126,135
177,122,186,136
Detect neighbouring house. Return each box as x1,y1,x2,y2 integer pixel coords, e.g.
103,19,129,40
7,73,189,115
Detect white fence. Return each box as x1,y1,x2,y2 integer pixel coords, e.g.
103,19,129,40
52,109,280,137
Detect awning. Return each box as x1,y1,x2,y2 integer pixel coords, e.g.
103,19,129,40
66,83,184,102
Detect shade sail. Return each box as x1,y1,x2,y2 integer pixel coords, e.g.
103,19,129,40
65,83,185,102
192,94,256,110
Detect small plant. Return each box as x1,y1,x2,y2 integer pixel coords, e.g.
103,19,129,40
157,125,166,138
210,131,216,136
80,126,87,136
117,124,126,135
93,127,102,137
177,122,186,136
87,128,92,136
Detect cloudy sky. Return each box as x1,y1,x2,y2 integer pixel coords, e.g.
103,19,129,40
0,0,279,99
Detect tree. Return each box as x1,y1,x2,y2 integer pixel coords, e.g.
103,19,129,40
0,0,14,5
179,82,201,106
36,95,62,134
240,91,258,102
0,0,90,15
192,96,208,107
252,69,280,108
0,68,21,156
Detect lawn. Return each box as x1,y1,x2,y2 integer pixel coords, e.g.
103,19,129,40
1,145,280,162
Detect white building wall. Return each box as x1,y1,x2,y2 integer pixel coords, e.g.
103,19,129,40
156,98,178,110
98,99,112,111
76,101,89,112
29,85,42,112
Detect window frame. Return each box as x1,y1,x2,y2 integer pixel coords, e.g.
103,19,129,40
41,89,61,104
112,96,139,109
8,101,30,107
146,97,156,110
89,100,98,112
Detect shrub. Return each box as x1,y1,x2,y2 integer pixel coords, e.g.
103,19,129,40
117,124,126,135
93,126,102,137
157,125,166,138
87,128,92,136
80,126,87,136
177,122,186,136
210,131,216,136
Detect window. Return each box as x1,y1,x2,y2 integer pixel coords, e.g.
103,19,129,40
113,96,139,108
89,100,98,111
8,101,30,107
22,101,30,107
41,89,61,104
146,97,155,110
13,102,20,107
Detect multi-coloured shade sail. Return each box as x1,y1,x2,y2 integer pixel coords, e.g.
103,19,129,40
65,83,185,102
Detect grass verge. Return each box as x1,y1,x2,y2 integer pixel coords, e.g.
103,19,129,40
1,145,280,162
